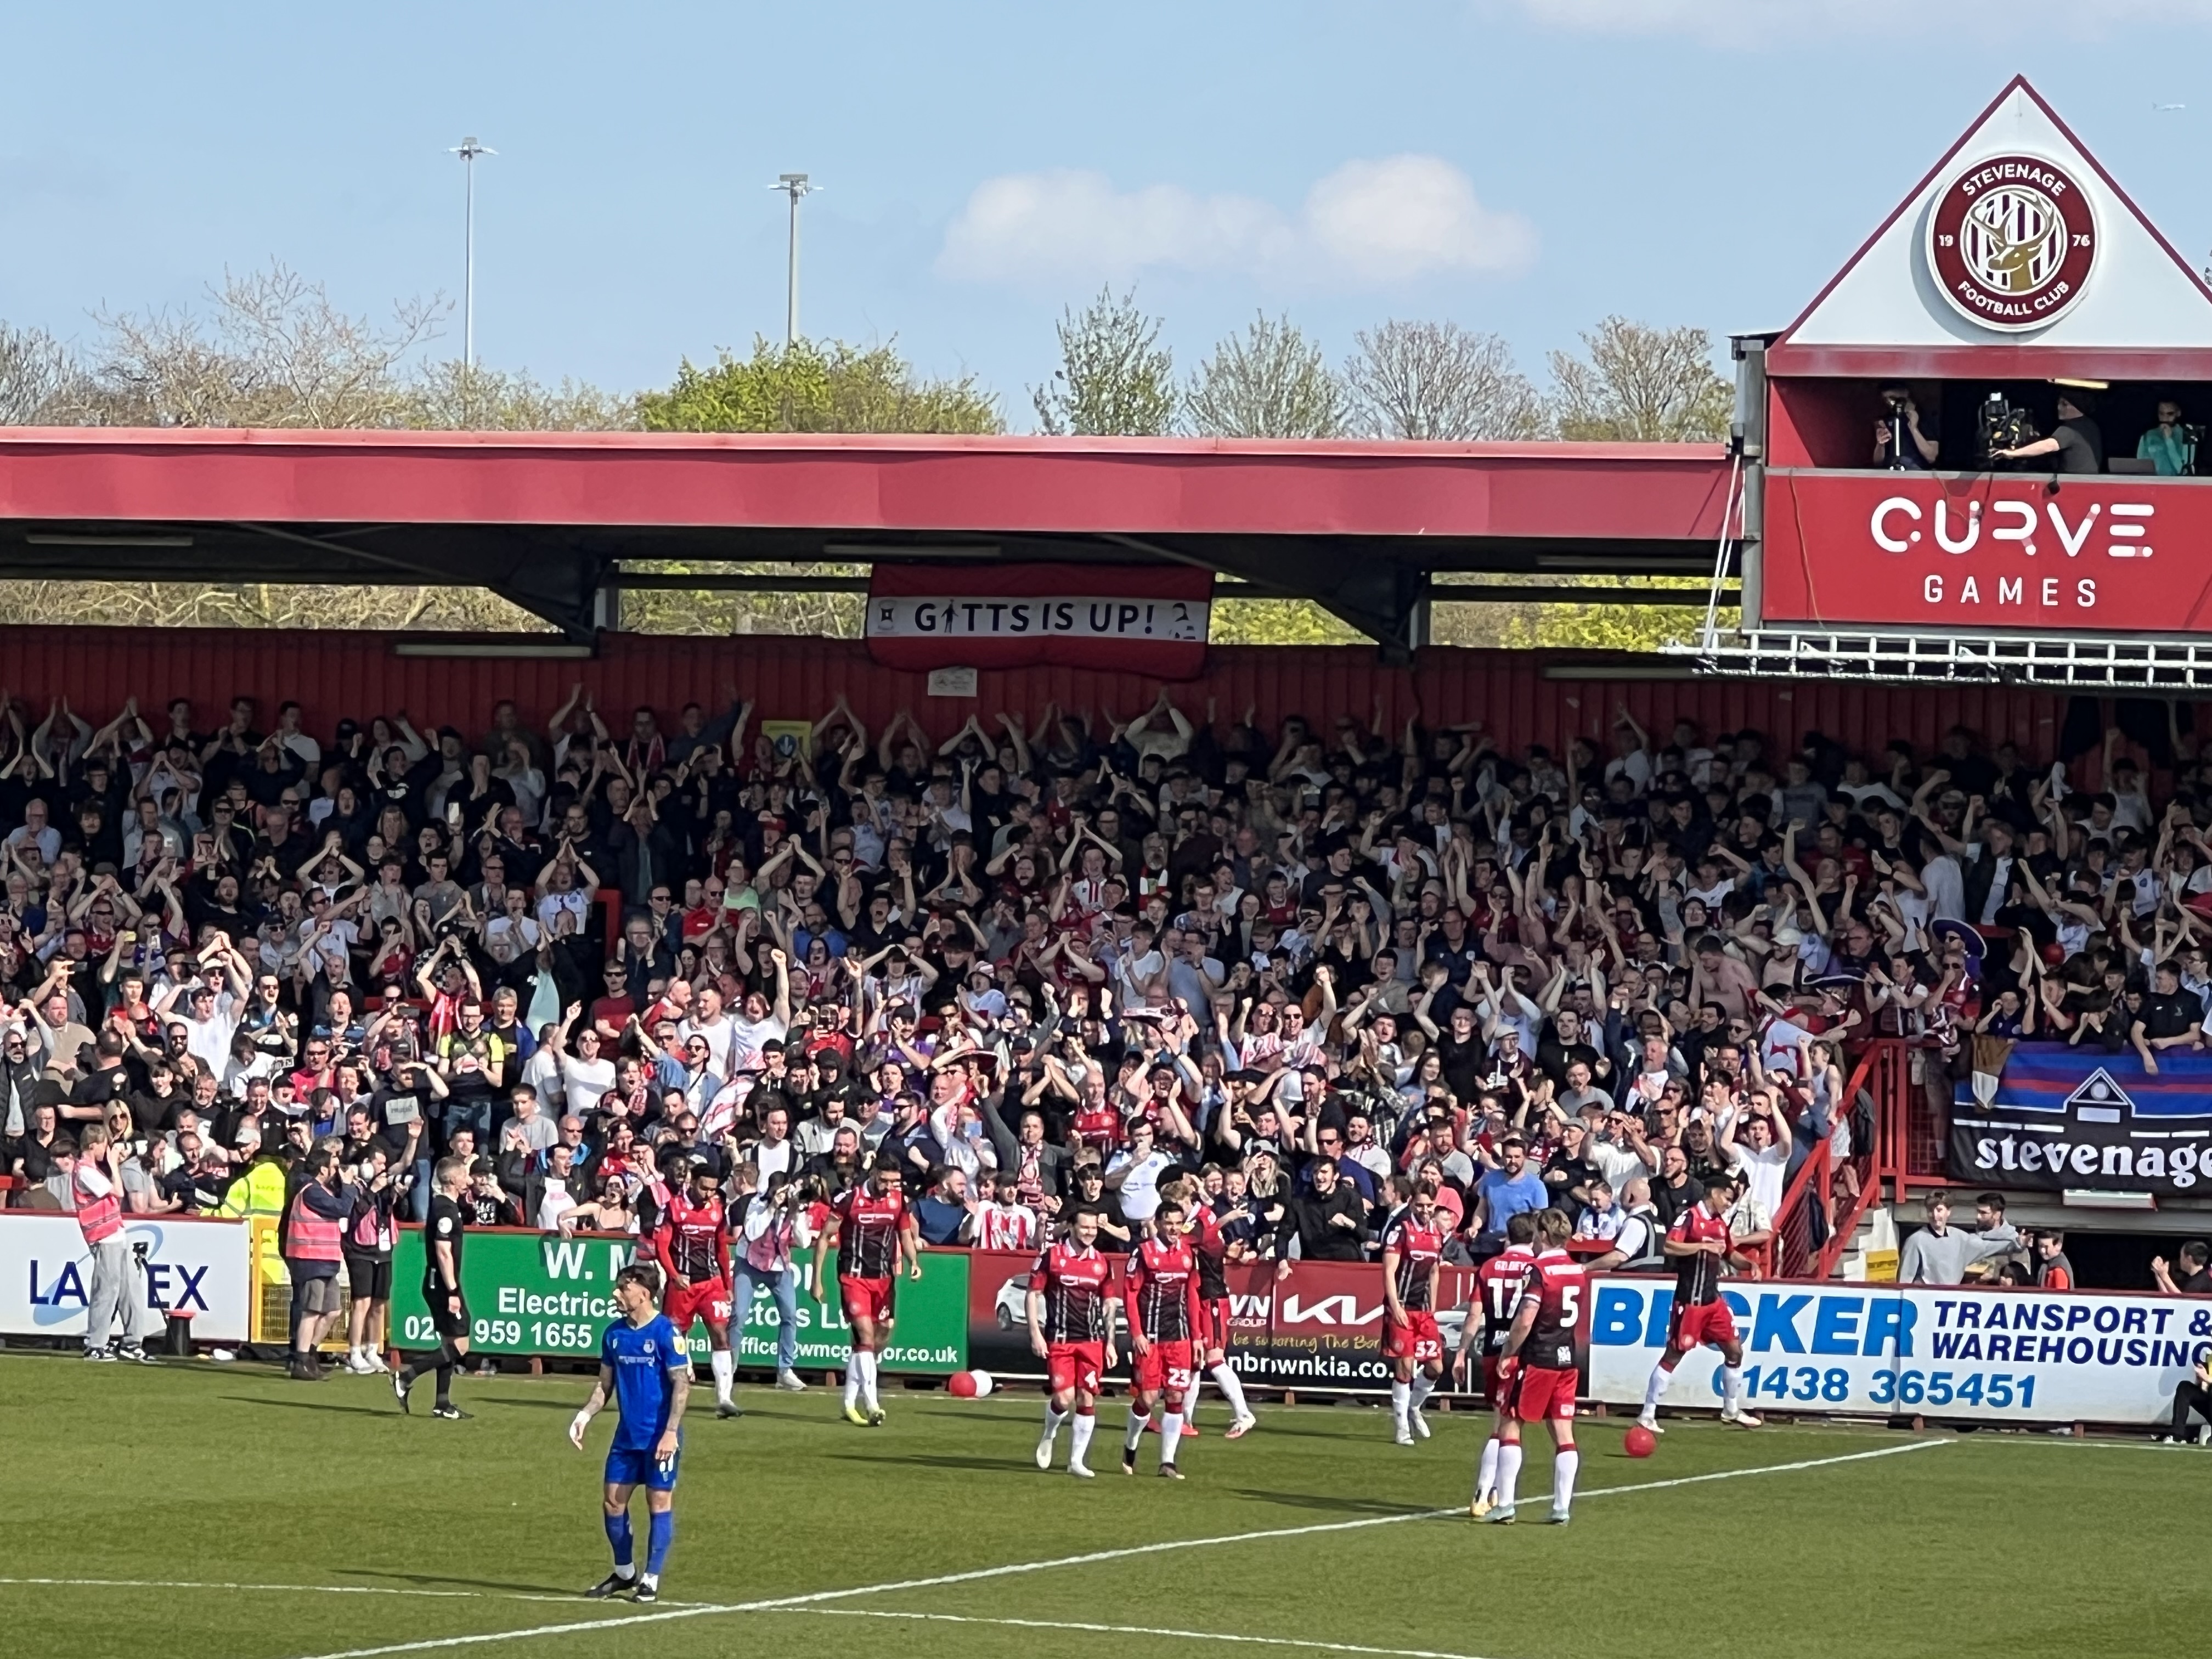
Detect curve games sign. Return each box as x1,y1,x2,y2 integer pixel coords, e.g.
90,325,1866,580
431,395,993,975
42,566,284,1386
1926,153,2098,332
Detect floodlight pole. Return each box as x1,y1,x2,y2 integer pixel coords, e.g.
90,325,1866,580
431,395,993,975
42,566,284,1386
453,136,496,368
772,173,818,347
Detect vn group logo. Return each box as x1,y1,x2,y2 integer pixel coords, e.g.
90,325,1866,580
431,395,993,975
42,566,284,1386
1927,153,2098,332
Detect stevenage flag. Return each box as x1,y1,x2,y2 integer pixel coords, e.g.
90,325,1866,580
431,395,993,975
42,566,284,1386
865,563,1212,675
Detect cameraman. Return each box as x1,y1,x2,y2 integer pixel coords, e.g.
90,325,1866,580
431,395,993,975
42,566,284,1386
731,1165,812,1392
1996,391,2103,473
1872,386,1939,469
341,1146,400,1374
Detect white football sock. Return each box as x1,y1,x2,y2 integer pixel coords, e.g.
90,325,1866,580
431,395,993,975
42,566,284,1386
1390,1380,1411,1434
1160,1412,1184,1466
855,1348,880,1408
1070,1410,1097,1467
1496,1442,1525,1513
709,1349,735,1406
1124,1407,1148,1453
843,1364,861,1410
1408,1374,1436,1414
1211,1362,1251,1419
1643,1361,1671,1415
1041,1405,1066,1443
1722,1365,1745,1412
1477,1435,1501,1496
1553,1447,1580,1514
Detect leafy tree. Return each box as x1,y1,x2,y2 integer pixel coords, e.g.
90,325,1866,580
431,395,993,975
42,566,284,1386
1342,320,1545,441
640,337,1000,435
1548,317,1733,442
1207,597,1363,645
1185,313,1346,438
404,362,637,431
1032,286,1175,436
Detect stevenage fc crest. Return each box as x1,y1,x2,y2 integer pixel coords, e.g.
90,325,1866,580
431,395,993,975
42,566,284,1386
1927,153,2097,331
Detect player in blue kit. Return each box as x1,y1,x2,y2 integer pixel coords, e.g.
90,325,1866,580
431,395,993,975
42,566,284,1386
569,1264,691,1604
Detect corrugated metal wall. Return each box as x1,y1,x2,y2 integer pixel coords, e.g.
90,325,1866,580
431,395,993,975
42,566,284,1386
0,627,2076,760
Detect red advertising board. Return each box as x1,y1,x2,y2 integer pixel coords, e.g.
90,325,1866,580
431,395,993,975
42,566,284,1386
1760,470,2204,634
963,1249,1484,1394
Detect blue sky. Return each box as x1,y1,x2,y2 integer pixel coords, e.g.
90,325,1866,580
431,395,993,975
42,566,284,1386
3,2,2206,425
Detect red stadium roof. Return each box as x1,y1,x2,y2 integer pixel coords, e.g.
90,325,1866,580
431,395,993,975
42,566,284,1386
0,428,1739,647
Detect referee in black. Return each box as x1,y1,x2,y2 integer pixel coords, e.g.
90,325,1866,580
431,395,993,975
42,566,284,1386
393,1155,474,1419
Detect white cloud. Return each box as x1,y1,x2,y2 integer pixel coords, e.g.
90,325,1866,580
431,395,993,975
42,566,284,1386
936,155,1534,290
1499,0,2212,42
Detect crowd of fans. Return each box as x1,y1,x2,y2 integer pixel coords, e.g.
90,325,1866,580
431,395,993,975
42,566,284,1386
6,682,2211,1336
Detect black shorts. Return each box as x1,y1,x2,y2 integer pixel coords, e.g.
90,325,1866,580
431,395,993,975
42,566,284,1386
425,1290,471,1341
345,1254,393,1301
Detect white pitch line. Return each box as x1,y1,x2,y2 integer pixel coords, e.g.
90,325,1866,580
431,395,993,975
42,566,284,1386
0,1576,695,1609
284,1438,1950,1659
785,1606,1496,1659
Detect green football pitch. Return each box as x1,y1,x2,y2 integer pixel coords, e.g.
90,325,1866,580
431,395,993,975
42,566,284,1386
5,1351,2205,1659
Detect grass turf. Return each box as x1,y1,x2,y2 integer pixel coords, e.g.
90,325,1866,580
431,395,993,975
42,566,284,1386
3,1350,2206,1659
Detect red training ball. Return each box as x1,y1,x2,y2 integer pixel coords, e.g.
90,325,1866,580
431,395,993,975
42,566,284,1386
1623,1424,1657,1458
948,1371,978,1398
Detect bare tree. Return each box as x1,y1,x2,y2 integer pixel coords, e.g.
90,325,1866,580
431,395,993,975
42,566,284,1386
1548,317,1733,442
89,262,447,428
1341,320,1545,441
0,323,98,425
1185,313,1346,438
1032,286,1176,436
405,361,639,431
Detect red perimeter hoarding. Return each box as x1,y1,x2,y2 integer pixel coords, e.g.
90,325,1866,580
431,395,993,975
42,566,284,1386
1759,470,2206,634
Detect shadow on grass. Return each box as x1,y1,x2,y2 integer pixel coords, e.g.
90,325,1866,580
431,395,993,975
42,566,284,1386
1228,1488,1438,1516
348,1567,580,1595
825,1451,1046,1474
221,1394,396,1417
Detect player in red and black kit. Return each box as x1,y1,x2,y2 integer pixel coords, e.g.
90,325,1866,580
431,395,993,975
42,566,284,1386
1453,1209,1539,1516
1029,1207,1116,1479
1487,1207,1588,1526
652,1160,738,1420
1122,1197,1205,1479
1380,1178,1446,1447
808,1150,921,1427
1167,1176,1255,1439
1640,1168,1760,1433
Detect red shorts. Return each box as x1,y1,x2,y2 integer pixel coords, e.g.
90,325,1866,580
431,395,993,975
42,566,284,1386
1511,1363,1578,1424
1200,1297,1231,1353
1047,1339,1105,1397
839,1274,895,1329
1382,1310,1442,1365
1668,1297,1738,1353
1132,1337,1194,1401
663,1280,732,1334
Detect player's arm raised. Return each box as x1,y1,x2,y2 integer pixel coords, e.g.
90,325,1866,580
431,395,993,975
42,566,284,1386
569,1362,614,1449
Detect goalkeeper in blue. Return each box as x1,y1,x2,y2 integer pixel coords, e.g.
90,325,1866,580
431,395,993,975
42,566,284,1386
570,1263,690,1604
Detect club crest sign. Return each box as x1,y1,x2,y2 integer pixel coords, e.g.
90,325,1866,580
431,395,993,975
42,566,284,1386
1926,153,2098,332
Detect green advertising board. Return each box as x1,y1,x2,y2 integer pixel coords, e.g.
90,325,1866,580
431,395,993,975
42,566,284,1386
391,1227,967,1373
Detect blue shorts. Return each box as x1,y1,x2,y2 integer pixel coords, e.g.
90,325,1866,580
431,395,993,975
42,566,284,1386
604,1444,681,1493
